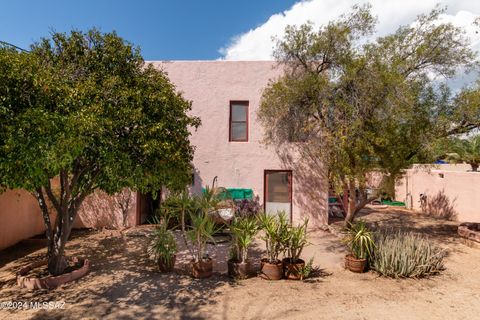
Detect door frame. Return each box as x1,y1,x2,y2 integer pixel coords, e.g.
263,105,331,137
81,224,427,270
263,170,293,222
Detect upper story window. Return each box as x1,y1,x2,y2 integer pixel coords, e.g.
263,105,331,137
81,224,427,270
229,101,249,142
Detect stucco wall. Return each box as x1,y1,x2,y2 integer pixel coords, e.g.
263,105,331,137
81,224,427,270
0,189,137,250
155,61,328,228
395,165,480,222
0,190,54,251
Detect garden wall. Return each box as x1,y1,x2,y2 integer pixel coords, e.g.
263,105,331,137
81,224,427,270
0,189,137,251
395,165,480,222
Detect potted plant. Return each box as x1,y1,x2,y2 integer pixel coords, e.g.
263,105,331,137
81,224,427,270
186,190,221,279
343,220,375,273
282,218,309,280
257,212,289,280
148,215,177,272
228,216,259,279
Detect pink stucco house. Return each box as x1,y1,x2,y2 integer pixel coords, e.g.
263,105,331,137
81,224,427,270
155,61,328,226
0,61,328,250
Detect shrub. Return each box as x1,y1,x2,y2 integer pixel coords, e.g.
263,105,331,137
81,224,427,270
148,215,177,266
371,231,446,278
229,216,259,263
283,218,309,263
235,196,261,218
342,221,375,260
257,211,290,263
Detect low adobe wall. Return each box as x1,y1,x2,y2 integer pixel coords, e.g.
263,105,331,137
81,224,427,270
0,189,137,251
395,165,480,222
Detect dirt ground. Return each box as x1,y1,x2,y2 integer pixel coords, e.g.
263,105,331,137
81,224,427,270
1,208,479,320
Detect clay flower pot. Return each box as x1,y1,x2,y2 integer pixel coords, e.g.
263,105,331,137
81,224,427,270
191,258,213,279
260,259,283,280
227,259,251,279
345,254,367,273
157,255,176,272
283,258,305,280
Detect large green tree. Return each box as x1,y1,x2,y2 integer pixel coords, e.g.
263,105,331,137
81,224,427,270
0,30,200,275
258,5,480,223
443,134,480,171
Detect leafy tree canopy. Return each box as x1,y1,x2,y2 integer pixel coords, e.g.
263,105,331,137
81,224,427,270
0,29,200,274
442,134,480,171
258,5,479,222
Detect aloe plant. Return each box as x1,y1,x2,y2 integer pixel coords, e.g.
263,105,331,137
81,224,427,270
372,231,446,278
342,221,375,260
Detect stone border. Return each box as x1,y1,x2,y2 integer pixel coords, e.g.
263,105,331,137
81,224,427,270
17,258,90,290
458,223,480,243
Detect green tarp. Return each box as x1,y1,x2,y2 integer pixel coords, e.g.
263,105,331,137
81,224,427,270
203,188,253,200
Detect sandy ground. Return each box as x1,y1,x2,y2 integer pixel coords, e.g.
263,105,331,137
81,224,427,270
1,208,479,320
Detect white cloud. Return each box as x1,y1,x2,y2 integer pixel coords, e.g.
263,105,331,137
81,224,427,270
219,0,480,61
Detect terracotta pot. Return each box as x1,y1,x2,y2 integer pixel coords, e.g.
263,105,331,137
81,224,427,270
228,259,251,279
260,259,283,280
283,258,305,280
191,258,213,279
345,254,367,273
157,255,176,272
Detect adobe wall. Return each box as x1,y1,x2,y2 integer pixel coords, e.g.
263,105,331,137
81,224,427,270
0,189,137,251
395,165,480,222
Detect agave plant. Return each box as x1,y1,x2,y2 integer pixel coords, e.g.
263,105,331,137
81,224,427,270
230,216,259,263
342,220,375,260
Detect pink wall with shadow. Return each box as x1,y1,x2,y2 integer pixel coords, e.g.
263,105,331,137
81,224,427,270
395,165,480,222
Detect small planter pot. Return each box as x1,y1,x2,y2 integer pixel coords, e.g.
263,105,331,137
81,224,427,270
283,258,305,280
191,258,213,279
345,254,367,273
227,259,251,279
157,255,176,272
260,259,283,280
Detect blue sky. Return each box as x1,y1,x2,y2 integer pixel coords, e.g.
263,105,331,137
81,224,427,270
0,0,297,60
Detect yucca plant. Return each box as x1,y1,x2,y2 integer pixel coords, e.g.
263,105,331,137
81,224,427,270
257,211,290,263
230,216,259,263
343,221,375,260
371,231,446,278
284,218,309,264
187,211,219,263
185,187,222,262
148,214,177,271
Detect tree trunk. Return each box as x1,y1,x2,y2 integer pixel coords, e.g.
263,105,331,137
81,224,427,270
344,181,357,224
47,206,75,276
471,163,479,172
48,246,68,276
34,183,87,276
